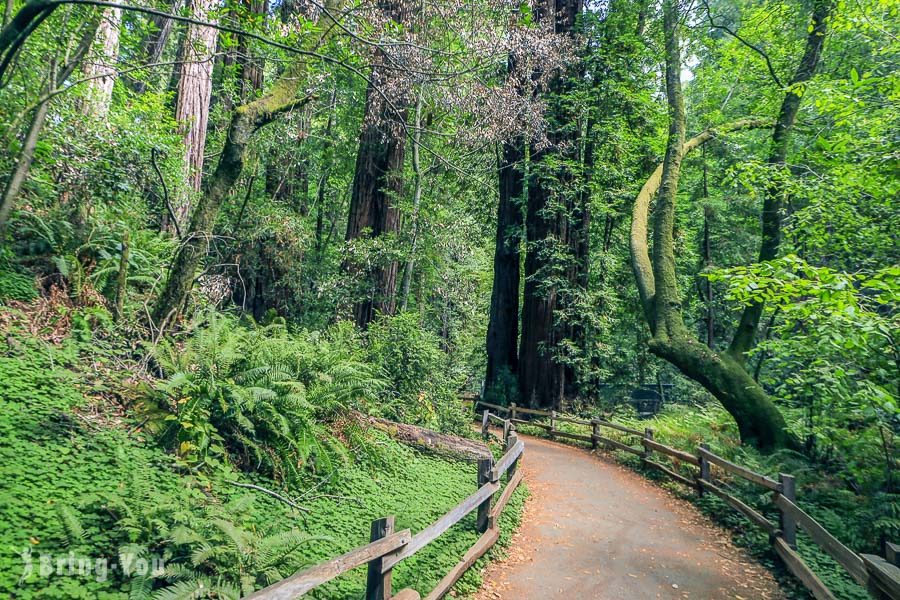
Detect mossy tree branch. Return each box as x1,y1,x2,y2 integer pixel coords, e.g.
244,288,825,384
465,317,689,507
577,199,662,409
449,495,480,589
629,0,792,451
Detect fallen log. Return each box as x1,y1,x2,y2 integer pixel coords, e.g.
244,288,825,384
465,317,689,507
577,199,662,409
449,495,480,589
352,411,492,461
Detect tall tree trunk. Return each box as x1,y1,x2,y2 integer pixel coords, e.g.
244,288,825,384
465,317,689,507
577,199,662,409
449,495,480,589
172,0,219,230
238,0,267,101
314,88,337,253
518,158,566,408
564,118,593,398
701,205,715,348
344,90,406,327
629,0,790,450
150,1,331,332
132,0,184,93
485,139,524,391
81,7,121,117
399,93,424,313
729,0,832,360
699,147,715,349
0,87,51,232
517,0,582,409
3,0,13,28
344,1,409,329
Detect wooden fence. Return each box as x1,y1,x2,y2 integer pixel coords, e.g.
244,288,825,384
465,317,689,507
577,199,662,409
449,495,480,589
244,414,524,600
476,400,900,600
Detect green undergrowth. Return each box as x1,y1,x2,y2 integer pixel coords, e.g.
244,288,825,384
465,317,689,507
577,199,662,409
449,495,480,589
509,403,893,600
0,325,524,599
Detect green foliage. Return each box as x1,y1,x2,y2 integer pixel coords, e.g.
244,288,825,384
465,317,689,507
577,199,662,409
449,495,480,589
709,256,899,494
0,324,521,598
149,310,385,482
482,366,520,407
365,312,469,434
0,267,37,302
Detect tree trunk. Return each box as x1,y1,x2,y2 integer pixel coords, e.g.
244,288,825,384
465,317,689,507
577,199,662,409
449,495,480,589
729,0,832,360
238,0,266,101
485,139,524,390
344,23,409,328
628,0,791,450
399,93,424,313
3,0,13,28
699,147,715,349
0,89,51,232
131,0,184,93
516,0,582,409
314,89,337,253
518,165,564,408
172,0,218,230
81,7,121,117
702,204,715,348
152,60,317,332
564,119,592,398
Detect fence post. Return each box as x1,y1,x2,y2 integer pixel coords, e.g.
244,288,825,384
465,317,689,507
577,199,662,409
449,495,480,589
507,432,519,481
477,457,494,532
698,443,710,497
481,410,489,440
510,402,517,422
549,410,557,438
365,516,394,600
642,428,654,460
779,473,797,548
502,419,510,444
591,419,599,450
887,542,899,566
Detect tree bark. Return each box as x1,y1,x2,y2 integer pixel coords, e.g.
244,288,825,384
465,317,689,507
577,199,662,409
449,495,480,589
399,93,424,313
152,59,317,332
81,7,121,117
353,411,491,461
314,89,337,253
172,0,219,230
517,0,582,409
729,0,832,360
130,0,184,93
485,139,524,390
344,3,409,329
238,0,266,101
518,162,565,408
629,0,790,450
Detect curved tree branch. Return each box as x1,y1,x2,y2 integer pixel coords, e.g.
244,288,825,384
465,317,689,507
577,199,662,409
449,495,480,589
629,118,772,322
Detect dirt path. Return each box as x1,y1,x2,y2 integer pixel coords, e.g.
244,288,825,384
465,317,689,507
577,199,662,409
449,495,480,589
475,435,784,600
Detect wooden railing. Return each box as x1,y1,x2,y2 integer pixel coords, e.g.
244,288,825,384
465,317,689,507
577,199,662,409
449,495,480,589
476,400,900,600
245,414,524,600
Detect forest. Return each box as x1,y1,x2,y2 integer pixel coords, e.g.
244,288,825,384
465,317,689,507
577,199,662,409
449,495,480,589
0,0,897,596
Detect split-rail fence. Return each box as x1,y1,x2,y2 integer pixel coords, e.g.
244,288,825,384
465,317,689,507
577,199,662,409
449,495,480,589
476,399,900,600
244,411,524,600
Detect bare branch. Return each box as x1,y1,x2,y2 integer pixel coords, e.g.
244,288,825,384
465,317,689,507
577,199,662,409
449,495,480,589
700,0,784,88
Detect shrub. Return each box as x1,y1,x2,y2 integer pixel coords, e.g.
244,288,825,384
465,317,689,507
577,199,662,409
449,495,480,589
148,311,386,483
365,312,469,434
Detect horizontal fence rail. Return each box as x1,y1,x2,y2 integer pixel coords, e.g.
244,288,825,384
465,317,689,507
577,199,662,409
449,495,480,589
475,400,900,600
246,412,525,600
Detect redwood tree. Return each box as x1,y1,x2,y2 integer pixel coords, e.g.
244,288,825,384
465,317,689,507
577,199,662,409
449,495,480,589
172,0,219,229
344,0,409,329
485,139,524,392
517,0,583,409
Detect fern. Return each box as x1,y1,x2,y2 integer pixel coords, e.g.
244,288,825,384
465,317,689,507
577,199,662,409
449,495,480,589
55,504,85,547
146,309,387,483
